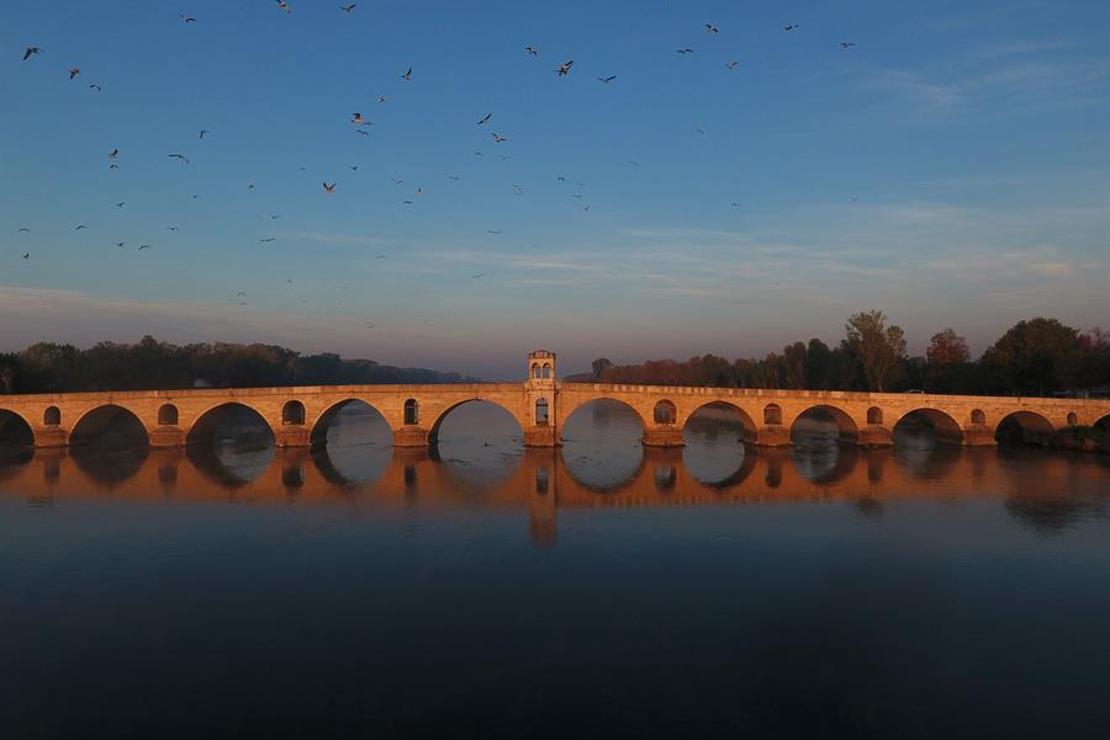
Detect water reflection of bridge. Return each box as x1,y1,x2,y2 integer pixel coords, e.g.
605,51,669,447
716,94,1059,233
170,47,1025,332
2,443,1105,546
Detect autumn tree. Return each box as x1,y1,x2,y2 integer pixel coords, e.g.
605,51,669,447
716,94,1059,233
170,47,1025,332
926,328,970,365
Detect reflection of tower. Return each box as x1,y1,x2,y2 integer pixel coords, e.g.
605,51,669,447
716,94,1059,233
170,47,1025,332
524,349,559,447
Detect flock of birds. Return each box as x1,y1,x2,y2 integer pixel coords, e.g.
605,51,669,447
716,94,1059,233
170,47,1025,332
11,4,859,318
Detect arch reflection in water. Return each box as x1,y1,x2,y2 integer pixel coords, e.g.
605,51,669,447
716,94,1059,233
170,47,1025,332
561,399,645,491
429,401,523,491
68,405,150,485
682,402,754,486
310,400,393,485
186,403,276,485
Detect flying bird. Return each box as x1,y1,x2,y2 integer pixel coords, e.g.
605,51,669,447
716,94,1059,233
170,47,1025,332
22,47,42,61
275,0,292,13
472,273,486,279
88,83,101,92
597,75,617,84
351,112,371,126
199,129,209,139
179,14,196,24
259,237,276,243
138,244,152,250
74,224,87,230
167,225,180,231
487,230,502,235
705,24,719,33
350,165,359,171
447,175,462,181
490,132,507,143
841,41,856,49
376,95,387,104
401,67,413,81
115,241,125,247
525,46,538,56
268,212,281,220
390,177,404,185
340,3,357,12
355,129,370,136
401,200,414,206
784,24,799,31
730,201,741,207
109,148,119,159
676,48,695,55
323,181,336,193
67,67,80,79
557,59,573,76
22,252,30,259
114,201,125,208
168,153,189,164
17,227,30,233
477,112,492,125
725,60,739,70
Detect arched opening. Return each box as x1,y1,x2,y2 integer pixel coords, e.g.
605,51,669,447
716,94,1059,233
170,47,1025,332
1066,412,1078,427
893,408,964,450
158,404,179,426
282,400,306,426
791,406,860,484
69,405,150,484
404,399,420,426
867,406,883,425
996,411,1055,447
764,403,782,426
682,402,757,487
971,409,986,425
43,406,61,426
542,363,552,379
535,398,550,425
185,403,275,486
1097,415,1110,433
560,398,646,492
791,405,860,445
0,410,34,452
429,400,524,488
532,364,542,379
309,399,393,484
653,400,677,425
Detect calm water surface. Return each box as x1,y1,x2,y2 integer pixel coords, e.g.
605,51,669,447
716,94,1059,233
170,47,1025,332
1,401,1109,739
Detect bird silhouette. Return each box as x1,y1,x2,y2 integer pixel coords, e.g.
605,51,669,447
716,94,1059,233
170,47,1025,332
784,24,799,31
557,59,574,76
75,224,87,230
260,237,276,243
490,132,507,143
138,244,152,250
525,46,538,56
115,241,125,247
168,153,189,164
275,0,292,13
841,41,856,49
22,47,42,61
676,48,695,55
477,113,492,125
88,83,102,92
705,24,719,33
199,129,209,139
597,75,617,84
17,227,30,233
114,201,125,208
725,61,739,70
340,3,357,12
351,112,371,126
402,67,413,81
179,14,196,24
22,252,30,259
109,148,119,159
67,67,80,79
323,182,336,193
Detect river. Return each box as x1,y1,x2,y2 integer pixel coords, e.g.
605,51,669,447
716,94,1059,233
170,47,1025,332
1,400,1108,738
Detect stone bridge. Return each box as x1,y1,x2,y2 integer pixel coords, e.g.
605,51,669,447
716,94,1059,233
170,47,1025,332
1,350,1108,450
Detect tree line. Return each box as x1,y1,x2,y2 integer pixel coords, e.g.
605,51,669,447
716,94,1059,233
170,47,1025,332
0,336,472,394
590,312,1110,397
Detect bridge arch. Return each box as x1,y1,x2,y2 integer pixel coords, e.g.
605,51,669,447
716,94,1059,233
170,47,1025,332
309,398,392,448
790,404,860,444
995,410,1055,446
186,402,275,446
560,396,649,432
892,408,964,445
70,404,150,448
0,409,34,448
428,398,525,446
680,401,758,443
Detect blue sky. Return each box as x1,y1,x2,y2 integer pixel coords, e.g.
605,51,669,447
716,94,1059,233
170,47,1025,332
1,0,1108,378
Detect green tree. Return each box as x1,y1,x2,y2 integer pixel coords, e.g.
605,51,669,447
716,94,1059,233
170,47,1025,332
980,317,1081,396
844,310,907,392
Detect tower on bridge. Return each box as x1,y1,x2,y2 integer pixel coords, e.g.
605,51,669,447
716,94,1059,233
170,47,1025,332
524,349,559,447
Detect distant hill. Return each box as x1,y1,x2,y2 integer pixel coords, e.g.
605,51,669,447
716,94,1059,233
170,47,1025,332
0,335,476,394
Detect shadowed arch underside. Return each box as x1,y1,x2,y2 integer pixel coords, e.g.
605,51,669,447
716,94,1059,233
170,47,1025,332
309,398,392,448
791,405,861,445
996,411,1056,447
682,401,758,444
894,409,964,445
186,403,275,447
